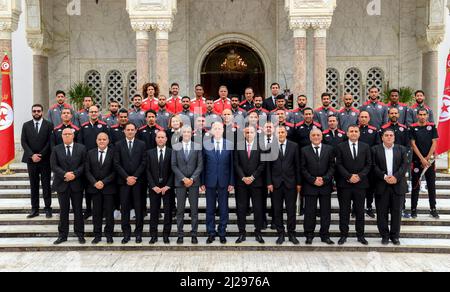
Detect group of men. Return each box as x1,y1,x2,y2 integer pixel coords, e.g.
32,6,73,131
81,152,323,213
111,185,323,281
21,82,439,247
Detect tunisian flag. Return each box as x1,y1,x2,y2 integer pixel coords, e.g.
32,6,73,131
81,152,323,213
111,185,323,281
436,53,450,155
0,54,15,168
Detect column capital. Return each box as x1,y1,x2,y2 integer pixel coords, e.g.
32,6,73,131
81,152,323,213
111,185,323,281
27,35,51,56
0,11,21,40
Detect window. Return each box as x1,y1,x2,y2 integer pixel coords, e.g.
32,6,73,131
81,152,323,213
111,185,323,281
344,68,363,107
85,70,103,108
366,67,385,93
127,70,138,104
106,70,124,107
326,68,340,109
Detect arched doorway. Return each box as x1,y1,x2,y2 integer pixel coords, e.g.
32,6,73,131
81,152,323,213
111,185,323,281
201,43,265,99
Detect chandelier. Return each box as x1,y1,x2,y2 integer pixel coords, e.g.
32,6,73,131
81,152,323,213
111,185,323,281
220,49,248,72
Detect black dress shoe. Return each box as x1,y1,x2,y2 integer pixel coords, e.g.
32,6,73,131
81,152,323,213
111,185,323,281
321,238,335,245
177,237,184,244
206,236,215,244
149,237,158,244
106,237,114,244
235,235,246,244
83,212,92,220
358,237,369,245
366,208,376,219
276,235,285,245
270,224,276,230
122,236,130,244
92,237,101,244
191,237,198,244
381,238,390,245
53,237,67,245
78,237,86,244
136,236,142,244
27,211,39,219
338,237,347,245
255,235,265,244
163,237,170,244
391,238,401,246
305,238,313,245
288,235,300,245
45,210,53,219
220,237,227,244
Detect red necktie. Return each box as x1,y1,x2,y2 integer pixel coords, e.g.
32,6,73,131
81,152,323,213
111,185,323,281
247,144,252,159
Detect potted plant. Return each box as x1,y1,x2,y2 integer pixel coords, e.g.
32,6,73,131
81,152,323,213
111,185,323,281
68,82,95,110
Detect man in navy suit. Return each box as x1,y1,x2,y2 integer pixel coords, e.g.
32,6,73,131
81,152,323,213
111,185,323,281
201,122,234,244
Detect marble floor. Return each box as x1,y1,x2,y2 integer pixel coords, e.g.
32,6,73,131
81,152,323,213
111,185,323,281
0,251,449,272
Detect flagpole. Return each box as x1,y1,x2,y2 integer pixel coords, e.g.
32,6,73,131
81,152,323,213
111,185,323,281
0,163,15,176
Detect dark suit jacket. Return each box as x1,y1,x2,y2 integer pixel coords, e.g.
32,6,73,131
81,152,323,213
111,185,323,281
234,142,266,188
50,143,87,193
371,144,408,195
147,147,174,188
300,144,335,196
114,139,147,185
335,142,372,189
202,139,235,188
85,147,116,195
263,97,276,111
171,142,203,187
21,119,53,163
266,141,301,189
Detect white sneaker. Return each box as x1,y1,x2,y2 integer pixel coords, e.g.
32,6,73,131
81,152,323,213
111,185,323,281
420,182,427,193
114,210,121,220
130,209,136,219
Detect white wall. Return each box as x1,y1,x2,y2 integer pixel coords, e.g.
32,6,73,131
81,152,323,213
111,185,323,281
12,0,33,143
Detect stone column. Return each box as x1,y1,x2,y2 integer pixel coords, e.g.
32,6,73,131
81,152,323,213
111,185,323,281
293,28,307,98
422,47,439,118
156,28,170,97
27,38,50,111
313,28,328,108
135,30,150,94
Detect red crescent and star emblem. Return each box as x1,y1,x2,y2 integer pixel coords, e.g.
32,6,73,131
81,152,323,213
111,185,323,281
440,95,450,123
0,102,13,131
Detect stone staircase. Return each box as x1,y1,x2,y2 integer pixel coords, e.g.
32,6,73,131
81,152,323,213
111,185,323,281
1,164,450,253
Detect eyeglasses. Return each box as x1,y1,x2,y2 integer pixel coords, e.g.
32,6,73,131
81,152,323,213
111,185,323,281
32,110,42,113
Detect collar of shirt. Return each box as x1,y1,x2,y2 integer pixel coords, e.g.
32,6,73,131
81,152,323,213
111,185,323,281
246,141,254,149
126,138,135,144
33,118,43,124
183,141,191,149
312,143,322,149
64,143,74,148
157,146,166,153
349,141,358,148
98,147,108,154
278,141,288,148
383,144,394,151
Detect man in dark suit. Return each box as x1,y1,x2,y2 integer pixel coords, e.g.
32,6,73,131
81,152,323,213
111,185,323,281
335,125,371,246
50,128,87,245
21,104,54,219
201,122,234,244
372,129,409,245
114,122,147,244
301,128,335,245
171,126,203,245
235,126,266,244
262,83,281,111
85,133,116,244
147,131,174,244
267,126,301,245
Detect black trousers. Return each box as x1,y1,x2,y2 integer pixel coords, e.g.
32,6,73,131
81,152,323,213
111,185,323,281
375,188,403,240
304,193,331,239
236,185,264,235
149,189,172,237
262,189,274,220
366,172,376,209
27,161,52,211
338,188,366,238
91,192,115,238
411,161,437,210
272,183,297,236
57,189,84,238
120,184,144,237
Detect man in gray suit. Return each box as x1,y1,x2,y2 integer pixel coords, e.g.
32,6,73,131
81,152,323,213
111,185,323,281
171,126,203,245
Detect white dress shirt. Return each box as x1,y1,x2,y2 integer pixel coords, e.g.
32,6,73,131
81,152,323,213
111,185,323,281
312,143,322,157
98,147,108,164
157,146,166,161
214,139,223,153
349,141,358,159
64,143,74,156
126,138,135,149
33,119,43,133
278,141,288,156
383,144,394,176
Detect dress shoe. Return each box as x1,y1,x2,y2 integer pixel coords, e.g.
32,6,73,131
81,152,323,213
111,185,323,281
338,237,347,245
391,238,401,246
235,235,246,244
255,235,265,244
288,234,300,245
149,237,158,244
106,237,114,244
270,224,276,230
191,237,198,244
366,208,376,219
206,236,215,244
299,208,305,216
358,237,369,245
53,237,67,245
83,211,92,220
163,237,170,244
262,221,268,230
402,210,411,219
177,237,184,244
411,209,418,219
220,237,227,244
45,210,53,219
381,238,390,245
91,237,101,244
430,209,440,219
305,238,313,245
136,236,142,244
276,235,285,245
27,211,39,219
122,236,130,244
78,236,86,244
321,238,335,245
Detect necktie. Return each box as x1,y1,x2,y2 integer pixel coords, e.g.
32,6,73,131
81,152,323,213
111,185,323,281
66,146,71,157
35,122,39,134
247,144,252,159
184,144,189,160
216,142,221,155
352,143,357,160
159,149,164,183
128,141,133,155
267,137,271,146
99,151,104,166
280,144,285,158
314,146,320,158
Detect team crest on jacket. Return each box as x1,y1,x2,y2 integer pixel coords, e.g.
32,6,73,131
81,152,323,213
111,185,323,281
368,129,373,134
427,126,432,131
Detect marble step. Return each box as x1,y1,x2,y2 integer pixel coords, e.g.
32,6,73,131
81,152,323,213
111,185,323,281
0,213,448,226
0,237,449,253
0,224,449,239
